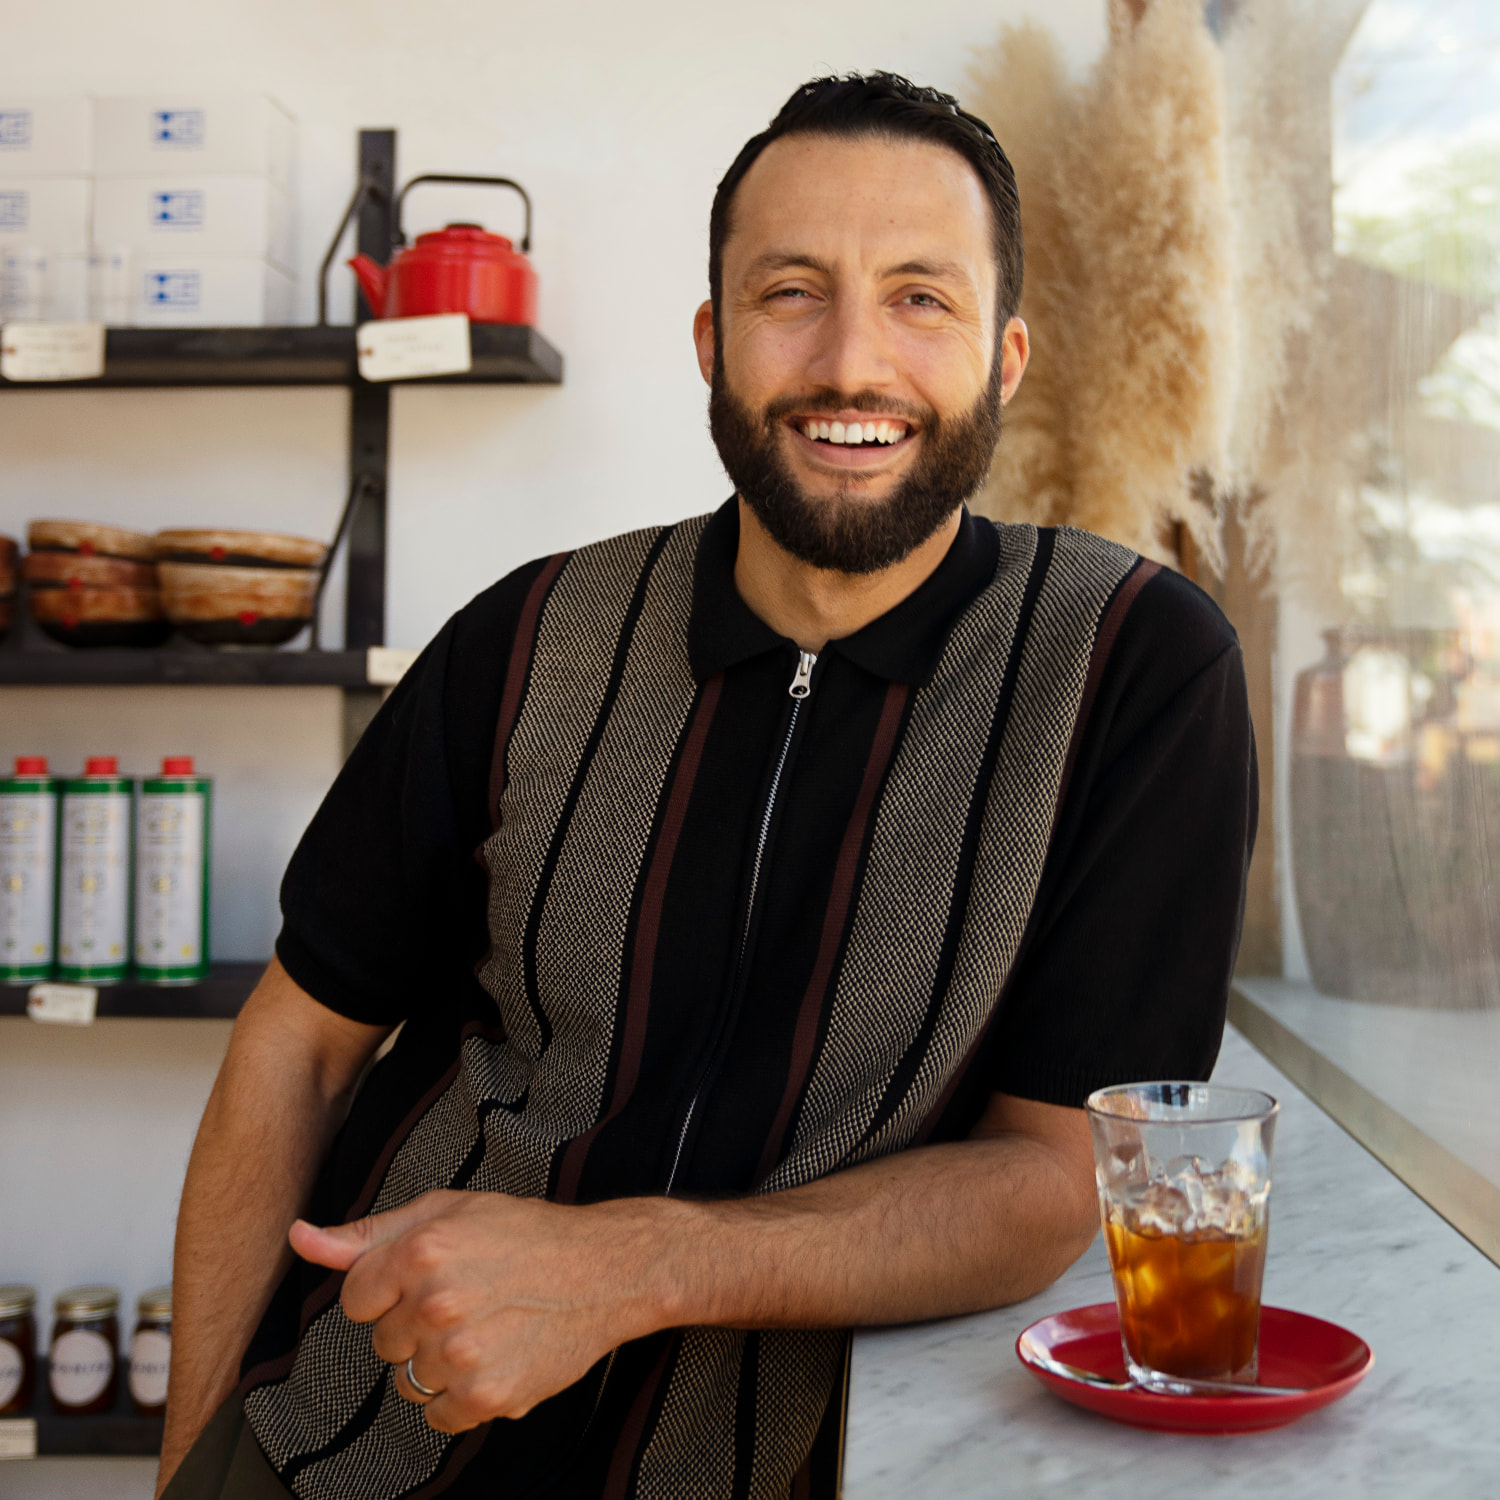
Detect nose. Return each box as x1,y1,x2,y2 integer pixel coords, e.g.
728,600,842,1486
801,287,896,395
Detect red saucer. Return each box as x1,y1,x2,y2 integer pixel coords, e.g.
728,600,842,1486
1016,1303,1373,1433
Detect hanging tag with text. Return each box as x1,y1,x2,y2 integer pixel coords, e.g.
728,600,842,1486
356,314,471,382
27,982,98,1025
0,1419,38,1460
0,322,106,382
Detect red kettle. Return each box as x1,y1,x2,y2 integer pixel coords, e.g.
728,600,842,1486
347,174,537,325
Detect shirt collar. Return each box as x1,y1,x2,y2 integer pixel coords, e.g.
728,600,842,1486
689,497,999,686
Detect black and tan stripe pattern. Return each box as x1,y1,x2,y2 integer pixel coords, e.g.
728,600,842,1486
245,513,1146,1500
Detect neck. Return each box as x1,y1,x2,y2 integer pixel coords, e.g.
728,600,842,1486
732,497,962,653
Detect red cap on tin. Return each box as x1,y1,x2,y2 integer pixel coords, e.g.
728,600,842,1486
84,756,118,776
161,756,194,776
14,756,47,775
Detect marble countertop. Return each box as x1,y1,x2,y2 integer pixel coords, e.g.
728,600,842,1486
844,1025,1500,1498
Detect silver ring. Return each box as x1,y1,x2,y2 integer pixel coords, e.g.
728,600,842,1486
404,1355,442,1400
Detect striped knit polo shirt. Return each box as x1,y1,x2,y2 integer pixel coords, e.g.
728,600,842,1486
249,499,1256,1500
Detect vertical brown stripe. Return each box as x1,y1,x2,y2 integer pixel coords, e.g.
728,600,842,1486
753,681,910,1186
909,557,1159,1145
487,550,571,831
604,1336,676,1500
554,674,725,1204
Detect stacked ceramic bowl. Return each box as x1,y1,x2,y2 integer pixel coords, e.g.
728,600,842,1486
25,521,169,647
0,535,16,644
156,529,328,646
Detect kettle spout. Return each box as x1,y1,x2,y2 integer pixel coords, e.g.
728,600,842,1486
347,254,388,318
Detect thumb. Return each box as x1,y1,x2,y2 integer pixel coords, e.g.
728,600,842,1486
289,1190,464,1271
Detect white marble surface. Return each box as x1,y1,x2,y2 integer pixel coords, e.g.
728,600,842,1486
1237,978,1500,1188
845,1026,1500,1497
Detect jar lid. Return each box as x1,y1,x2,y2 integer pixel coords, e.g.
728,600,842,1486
13,756,47,776
83,756,118,776
54,1284,119,1318
0,1284,36,1318
160,756,193,776
136,1285,172,1318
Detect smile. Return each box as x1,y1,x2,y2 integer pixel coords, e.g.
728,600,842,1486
795,417,910,447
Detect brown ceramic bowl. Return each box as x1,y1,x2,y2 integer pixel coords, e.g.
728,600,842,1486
24,551,159,591
28,520,158,563
155,528,328,571
159,561,319,646
29,585,171,648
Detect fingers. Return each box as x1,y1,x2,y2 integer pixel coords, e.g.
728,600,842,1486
289,1189,465,1272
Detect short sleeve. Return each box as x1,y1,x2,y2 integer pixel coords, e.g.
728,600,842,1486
984,568,1258,1106
274,559,548,1026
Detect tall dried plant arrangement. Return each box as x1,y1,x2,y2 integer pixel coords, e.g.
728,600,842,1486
970,0,1237,568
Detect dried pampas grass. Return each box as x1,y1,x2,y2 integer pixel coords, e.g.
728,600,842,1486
970,0,1236,569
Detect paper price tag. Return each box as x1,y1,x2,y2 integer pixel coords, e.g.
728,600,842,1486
27,982,98,1025
0,1418,38,1460
0,321,106,382
356,314,471,382
366,646,421,687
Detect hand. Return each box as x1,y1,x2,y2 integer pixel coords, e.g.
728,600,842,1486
289,1190,675,1432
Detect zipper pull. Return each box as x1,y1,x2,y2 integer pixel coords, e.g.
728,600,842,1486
789,650,817,699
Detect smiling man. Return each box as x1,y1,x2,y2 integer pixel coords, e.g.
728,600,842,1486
159,74,1256,1500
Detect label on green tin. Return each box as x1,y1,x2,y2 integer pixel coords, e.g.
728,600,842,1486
134,790,207,976
0,785,58,979
57,787,132,979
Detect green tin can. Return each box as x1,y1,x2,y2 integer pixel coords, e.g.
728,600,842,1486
133,757,211,985
0,756,60,983
57,757,134,985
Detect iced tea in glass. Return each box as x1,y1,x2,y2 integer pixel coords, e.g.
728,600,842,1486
1086,1083,1278,1390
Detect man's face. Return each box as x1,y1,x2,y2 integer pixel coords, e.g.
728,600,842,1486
697,131,1026,574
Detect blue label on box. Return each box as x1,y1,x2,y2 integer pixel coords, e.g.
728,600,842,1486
152,109,205,147
0,191,28,230
0,110,32,148
152,189,205,227
145,269,201,308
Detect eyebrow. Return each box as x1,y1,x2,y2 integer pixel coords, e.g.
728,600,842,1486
744,250,974,285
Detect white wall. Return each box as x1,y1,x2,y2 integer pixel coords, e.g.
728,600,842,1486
0,0,1106,1481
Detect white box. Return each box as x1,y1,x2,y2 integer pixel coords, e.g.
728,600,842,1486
93,176,294,271
129,254,294,327
93,96,296,188
0,178,91,254
50,254,89,321
0,97,92,175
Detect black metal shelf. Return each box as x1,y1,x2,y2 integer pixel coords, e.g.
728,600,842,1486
0,322,563,390
0,643,370,687
3,1379,164,1457
0,961,261,1019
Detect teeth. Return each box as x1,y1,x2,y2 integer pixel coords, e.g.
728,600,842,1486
875,422,889,443
829,421,846,443
817,420,830,440
801,418,908,445
803,421,817,439
862,422,877,443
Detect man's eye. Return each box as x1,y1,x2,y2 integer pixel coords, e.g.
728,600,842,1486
905,292,945,309
770,287,812,300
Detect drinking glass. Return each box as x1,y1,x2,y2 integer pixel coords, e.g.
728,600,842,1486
1086,1082,1278,1390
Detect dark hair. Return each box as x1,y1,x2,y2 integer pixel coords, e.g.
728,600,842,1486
709,72,1023,330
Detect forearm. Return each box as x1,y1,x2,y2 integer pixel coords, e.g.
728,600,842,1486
650,1131,1098,1333
158,962,385,1494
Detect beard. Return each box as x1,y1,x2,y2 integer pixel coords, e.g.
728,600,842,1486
708,358,1004,575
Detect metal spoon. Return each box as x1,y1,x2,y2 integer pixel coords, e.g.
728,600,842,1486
1023,1347,1309,1397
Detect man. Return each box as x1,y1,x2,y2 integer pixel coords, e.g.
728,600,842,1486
159,73,1255,1500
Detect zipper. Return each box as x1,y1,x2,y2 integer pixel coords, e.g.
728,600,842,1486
664,649,818,1195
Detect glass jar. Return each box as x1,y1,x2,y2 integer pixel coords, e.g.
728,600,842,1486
128,1285,171,1417
49,1285,119,1415
0,1285,37,1416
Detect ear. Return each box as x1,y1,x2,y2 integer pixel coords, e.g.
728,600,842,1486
999,317,1030,406
693,300,716,388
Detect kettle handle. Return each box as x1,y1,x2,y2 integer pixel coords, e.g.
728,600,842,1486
394,175,533,253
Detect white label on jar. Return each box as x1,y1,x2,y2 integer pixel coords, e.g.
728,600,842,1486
0,1338,22,1409
0,1418,37,1459
128,1328,170,1408
0,790,57,969
49,1328,113,1407
58,790,131,969
134,793,204,968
